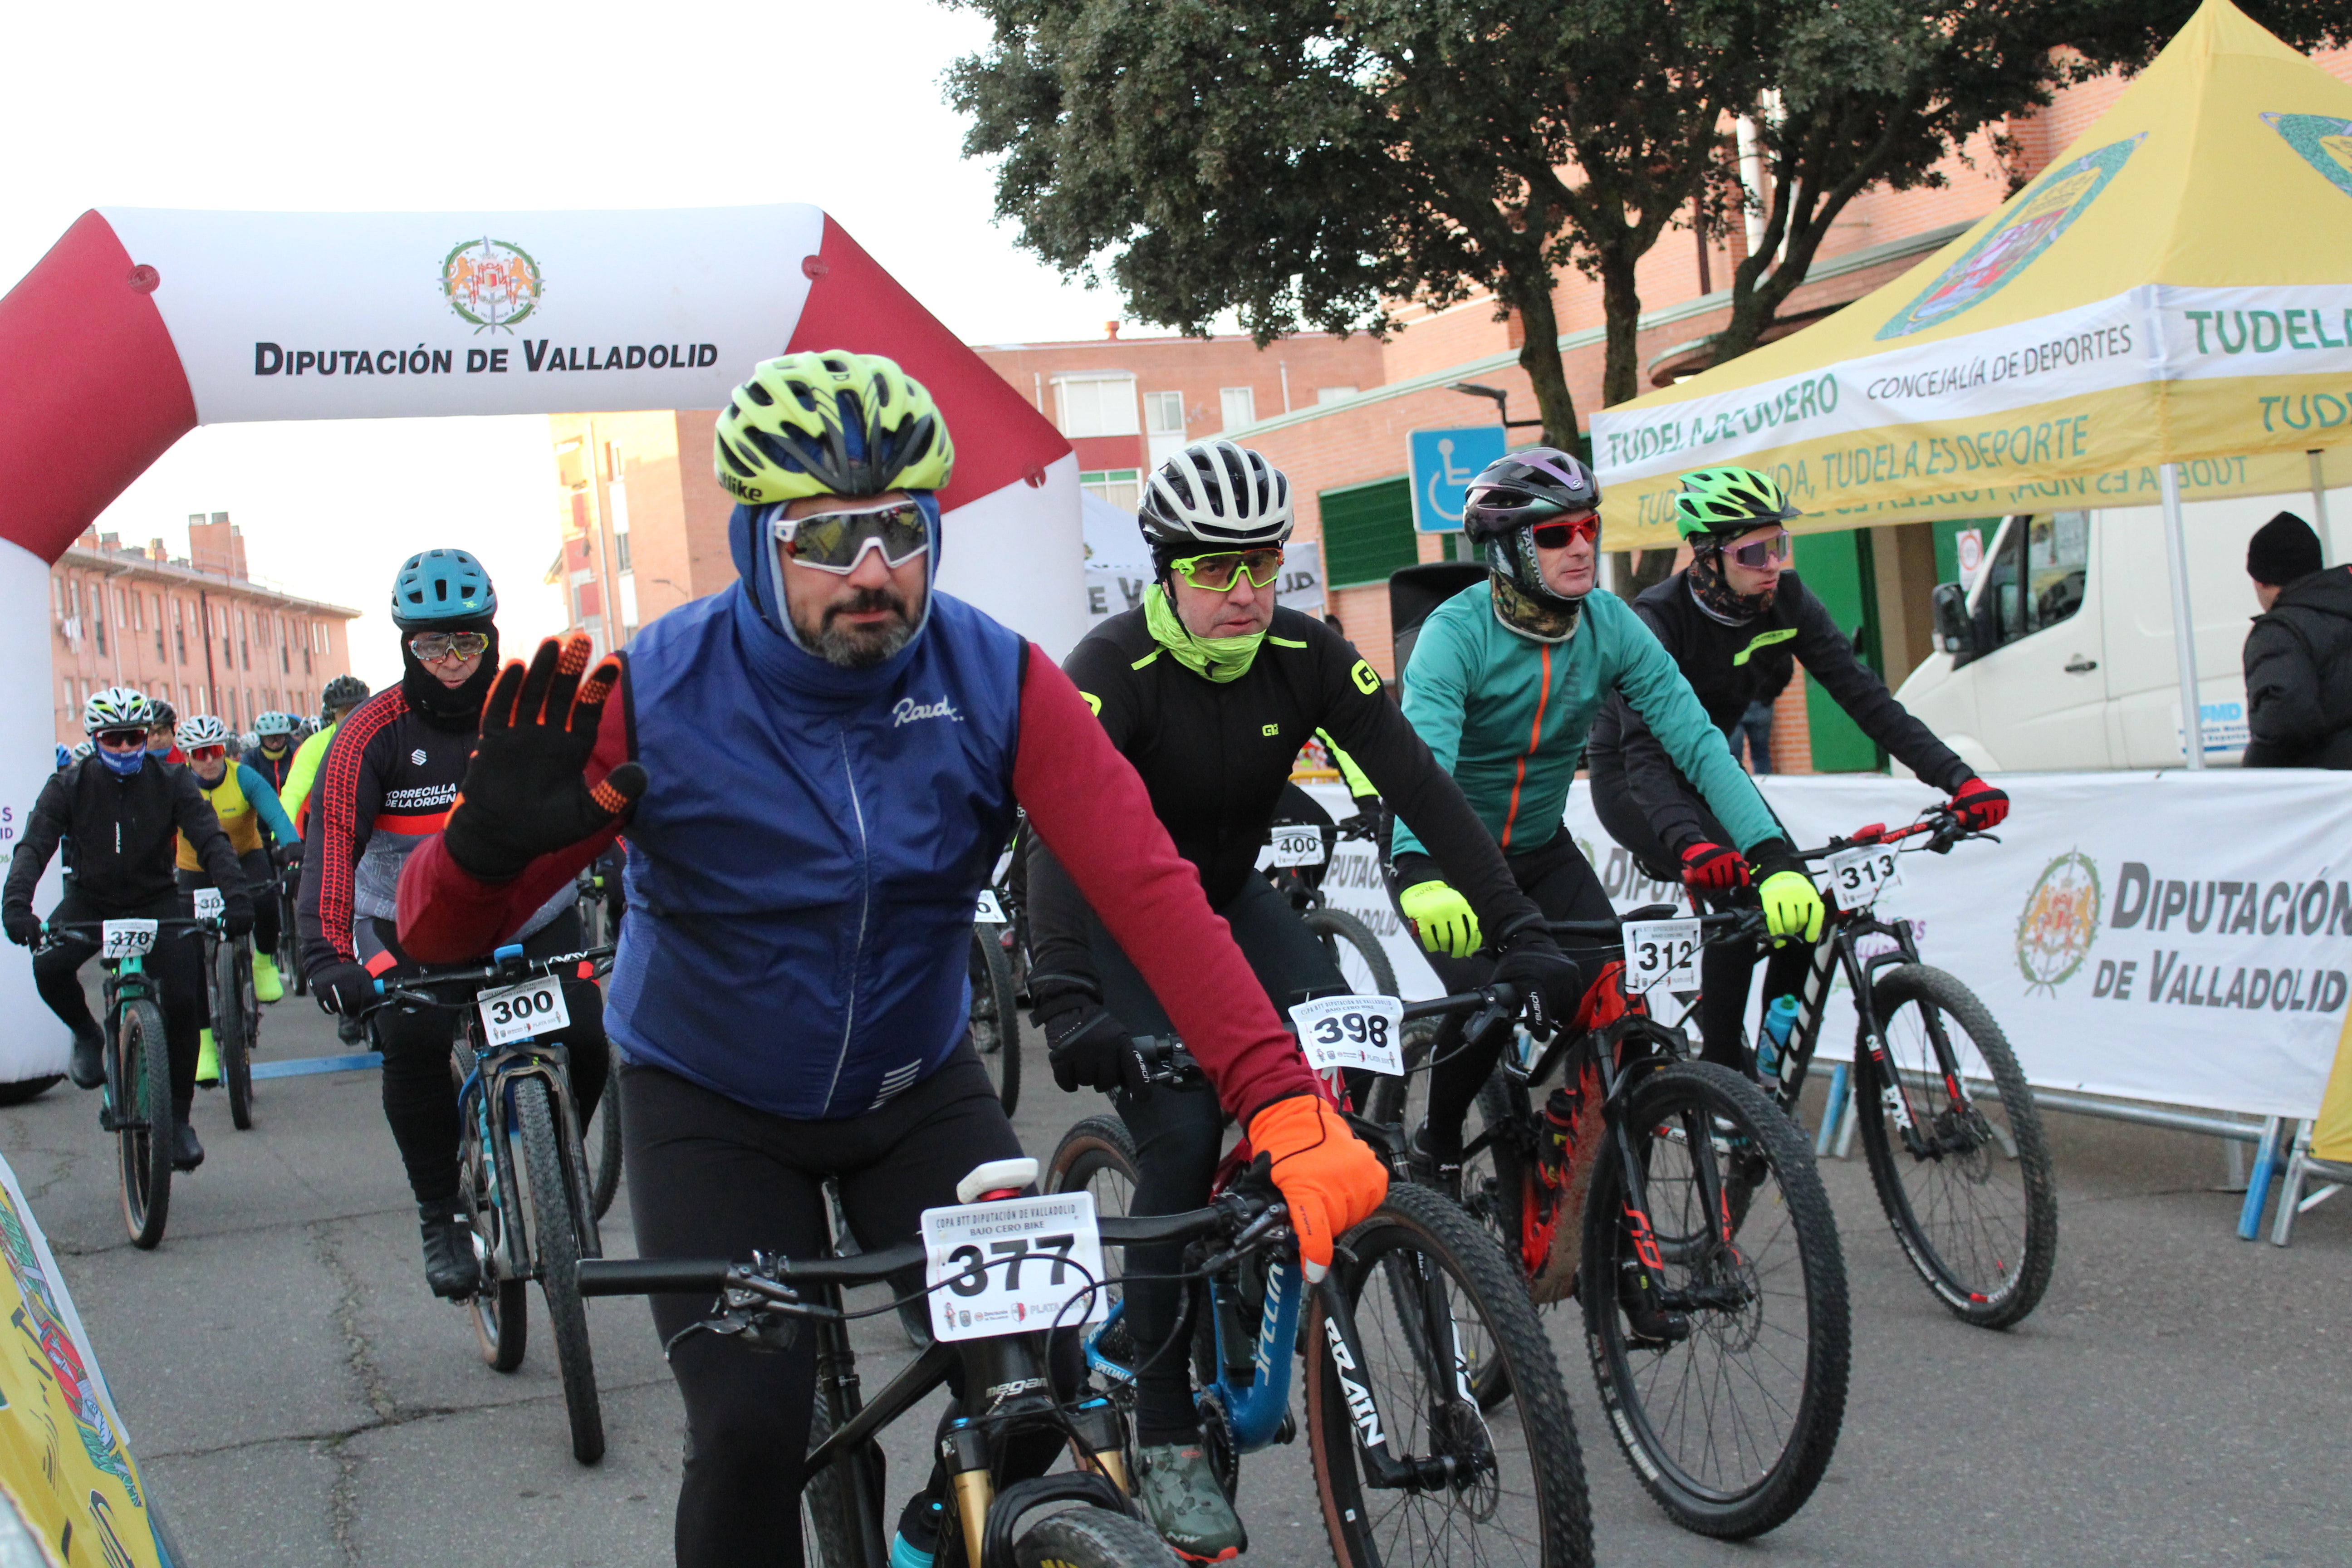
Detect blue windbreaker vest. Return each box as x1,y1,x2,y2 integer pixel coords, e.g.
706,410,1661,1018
604,582,1025,1119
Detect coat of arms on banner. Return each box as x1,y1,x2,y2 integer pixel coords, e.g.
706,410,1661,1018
1876,135,2145,341
441,237,543,332
2262,112,2352,201
2015,850,2102,994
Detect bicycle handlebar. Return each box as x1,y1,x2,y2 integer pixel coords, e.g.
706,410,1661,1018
367,943,617,1010
1788,805,1994,864
36,916,220,956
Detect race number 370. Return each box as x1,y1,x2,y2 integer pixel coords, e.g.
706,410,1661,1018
476,976,570,1047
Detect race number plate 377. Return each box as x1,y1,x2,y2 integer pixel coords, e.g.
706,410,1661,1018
476,976,570,1047
1824,844,1902,911
1288,994,1406,1075
1622,918,1702,993
921,1191,1106,1343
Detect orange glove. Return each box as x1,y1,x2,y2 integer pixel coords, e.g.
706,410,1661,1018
1246,1094,1388,1282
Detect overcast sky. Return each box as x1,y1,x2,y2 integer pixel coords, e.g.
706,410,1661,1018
5,0,1131,688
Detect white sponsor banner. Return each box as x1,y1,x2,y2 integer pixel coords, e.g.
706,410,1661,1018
1562,771,2352,1121
1592,283,2352,485
0,544,71,1083
101,204,826,422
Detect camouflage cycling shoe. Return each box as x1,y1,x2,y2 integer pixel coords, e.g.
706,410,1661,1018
1137,1442,1245,1563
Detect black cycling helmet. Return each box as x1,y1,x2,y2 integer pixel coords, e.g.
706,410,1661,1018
320,674,369,720
1460,448,1601,639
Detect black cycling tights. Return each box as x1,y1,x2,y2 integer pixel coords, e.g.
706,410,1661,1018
34,891,206,1114
1416,831,1620,1154
1084,872,1347,1446
626,1051,1080,1568
369,911,608,1206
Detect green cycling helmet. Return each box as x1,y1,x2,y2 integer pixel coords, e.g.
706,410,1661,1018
1673,466,1802,540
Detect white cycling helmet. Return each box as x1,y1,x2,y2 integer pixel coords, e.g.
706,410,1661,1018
176,714,232,751
255,710,299,738
83,687,155,735
1137,439,1294,554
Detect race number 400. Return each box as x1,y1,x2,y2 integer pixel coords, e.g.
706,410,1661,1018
1622,918,1701,993
921,1191,1106,1343
1824,844,1902,911
1266,827,1327,869
1288,994,1405,1075
476,975,570,1047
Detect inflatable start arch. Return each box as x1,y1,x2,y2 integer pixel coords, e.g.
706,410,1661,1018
0,204,1082,1079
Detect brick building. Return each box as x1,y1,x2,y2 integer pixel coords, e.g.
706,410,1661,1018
51,514,360,745
543,412,733,657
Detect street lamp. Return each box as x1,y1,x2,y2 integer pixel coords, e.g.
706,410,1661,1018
1446,382,1545,430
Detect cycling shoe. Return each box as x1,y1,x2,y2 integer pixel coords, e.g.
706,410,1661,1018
171,1120,205,1173
417,1200,482,1299
68,1027,105,1091
1137,1442,1245,1563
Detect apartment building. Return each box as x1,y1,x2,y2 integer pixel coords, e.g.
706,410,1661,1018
52,514,360,745
544,411,733,656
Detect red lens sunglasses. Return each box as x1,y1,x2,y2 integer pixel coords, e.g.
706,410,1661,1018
1529,514,1601,549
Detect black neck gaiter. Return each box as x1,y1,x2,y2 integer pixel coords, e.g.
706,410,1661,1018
399,624,500,732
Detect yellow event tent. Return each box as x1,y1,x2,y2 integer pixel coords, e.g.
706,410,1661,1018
1592,0,2352,755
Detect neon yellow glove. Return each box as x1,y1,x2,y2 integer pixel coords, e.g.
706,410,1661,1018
1758,869,1826,944
1400,881,1482,958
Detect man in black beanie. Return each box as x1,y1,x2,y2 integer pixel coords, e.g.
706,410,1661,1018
2242,510,2352,768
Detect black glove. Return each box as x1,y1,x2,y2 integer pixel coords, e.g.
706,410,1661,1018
275,841,303,870
1032,980,1150,1099
222,900,255,940
441,633,648,882
313,961,378,1017
1,908,38,948
1492,935,1585,1040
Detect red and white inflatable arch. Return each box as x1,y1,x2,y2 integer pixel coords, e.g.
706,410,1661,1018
0,204,1079,1080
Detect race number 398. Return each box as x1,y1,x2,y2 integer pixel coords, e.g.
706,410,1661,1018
476,976,569,1047
1287,994,1406,1075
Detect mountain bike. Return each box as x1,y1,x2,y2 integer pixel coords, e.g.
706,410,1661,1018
189,887,257,1131
1051,1043,1592,1568
1367,913,1850,1540
42,916,219,1249
274,855,306,997
1262,798,1398,999
1746,806,2057,1329
368,942,614,1463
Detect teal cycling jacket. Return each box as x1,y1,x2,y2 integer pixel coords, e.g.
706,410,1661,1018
1392,581,1780,861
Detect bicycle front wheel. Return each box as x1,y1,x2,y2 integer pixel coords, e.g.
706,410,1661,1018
969,924,1021,1114
1302,907,1398,999
1582,1061,1848,1539
1013,1509,1180,1568
462,1067,529,1373
516,1076,603,1463
1308,1181,1592,1568
1857,965,2057,1329
117,998,173,1249
221,937,255,1131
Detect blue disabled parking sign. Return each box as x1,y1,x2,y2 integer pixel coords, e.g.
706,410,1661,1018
1410,425,1507,533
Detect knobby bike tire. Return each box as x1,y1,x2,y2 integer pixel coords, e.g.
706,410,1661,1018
223,937,255,1132
1308,1181,1594,1568
1301,907,1399,999
1857,965,2057,1330
970,923,1022,1115
118,998,173,1250
587,1090,623,1222
1581,1061,1847,1539
800,1395,864,1568
463,1057,529,1373
516,1076,604,1463
1013,1509,1181,1568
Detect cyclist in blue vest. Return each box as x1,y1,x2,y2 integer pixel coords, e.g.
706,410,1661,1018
394,352,1389,1568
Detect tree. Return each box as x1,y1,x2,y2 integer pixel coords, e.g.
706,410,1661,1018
946,0,1774,445
1706,0,2352,370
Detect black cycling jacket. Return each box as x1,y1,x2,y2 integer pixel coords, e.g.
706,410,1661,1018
4,758,246,924
1588,568,1970,856
1027,604,1538,990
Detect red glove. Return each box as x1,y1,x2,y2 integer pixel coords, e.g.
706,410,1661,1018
1950,776,2009,832
1679,841,1751,892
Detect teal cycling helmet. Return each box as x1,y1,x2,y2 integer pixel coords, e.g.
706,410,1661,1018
391,549,496,626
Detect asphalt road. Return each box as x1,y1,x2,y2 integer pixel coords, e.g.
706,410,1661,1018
5,985,2349,1568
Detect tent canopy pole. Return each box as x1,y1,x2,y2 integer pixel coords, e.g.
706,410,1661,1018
2161,461,2206,770
2311,450,2336,566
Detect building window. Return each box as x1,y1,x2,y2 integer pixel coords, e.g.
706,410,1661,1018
1219,387,1257,430
1316,386,1358,404
1319,476,1418,588
1080,470,1144,513
1144,391,1187,467
611,477,632,572
1054,375,1140,438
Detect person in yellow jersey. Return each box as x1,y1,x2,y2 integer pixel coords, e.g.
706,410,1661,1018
284,675,369,838
173,716,300,1082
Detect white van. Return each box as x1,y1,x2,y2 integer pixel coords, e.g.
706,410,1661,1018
1895,490,2347,771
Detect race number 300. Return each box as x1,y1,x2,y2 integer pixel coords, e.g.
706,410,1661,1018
476,976,570,1047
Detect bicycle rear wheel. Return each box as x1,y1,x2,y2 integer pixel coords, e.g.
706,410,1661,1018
220,937,255,1131
1047,1116,1140,1321
1302,907,1397,999
1582,1061,1847,1539
1308,1182,1592,1568
584,1089,623,1221
515,1076,603,1463
1857,964,2057,1329
116,998,173,1249
969,924,1021,1114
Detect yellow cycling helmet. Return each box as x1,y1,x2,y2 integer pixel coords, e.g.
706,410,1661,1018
713,351,956,505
